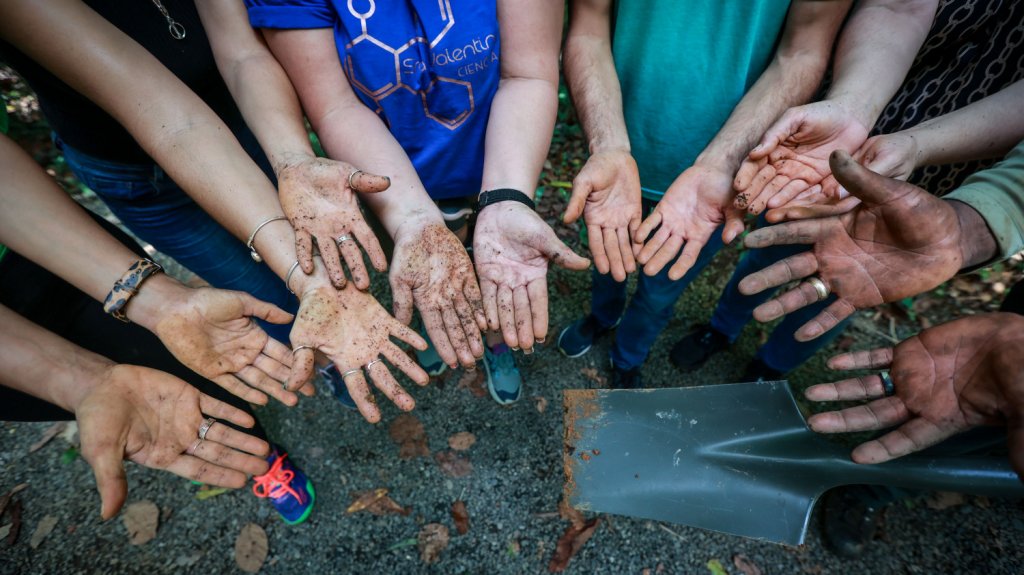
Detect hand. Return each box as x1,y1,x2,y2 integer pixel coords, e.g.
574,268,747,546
278,156,391,289
635,164,744,280
564,149,644,282
803,313,1024,479
152,287,302,406
76,364,271,519
739,151,964,341
390,220,486,369
287,280,429,423
474,202,590,350
733,101,869,214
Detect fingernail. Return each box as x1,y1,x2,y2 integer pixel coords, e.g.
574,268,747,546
523,347,534,355
511,347,520,351
536,337,546,344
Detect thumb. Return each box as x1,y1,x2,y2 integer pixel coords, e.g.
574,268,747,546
563,176,591,224
239,292,294,325
829,150,904,206
537,228,590,271
349,169,391,194
86,445,128,520
749,108,802,160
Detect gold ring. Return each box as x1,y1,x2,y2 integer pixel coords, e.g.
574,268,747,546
807,277,830,301
347,170,363,189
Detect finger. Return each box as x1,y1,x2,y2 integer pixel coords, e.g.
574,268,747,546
366,360,416,411
463,278,488,332
317,235,348,289
198,393,256,428
643,234,684,276
453,292,485,358
617,227,637,274
353,220,389,272
260,337,293,367
251,353,291,384
806,396,909,433
589,224,610,275
636,225,670,265
238,293,294,325
441,304,476,366
350,170,391,193
750,110,801,160
513,285,535,352
498,285,519,349
722,206,746,245
340,369,381,423
338,237,370,290
285,346,316,393
421,307,458,367
603,226,626,282
805,375,886,402
81,441,128,520
738,165,777,210
667,239,704,281
826,348,894,371
746,174,791,215
204,422,271,457
795,298,857,342
527,279,549,344
634,209,662,245
192,439,270,476
480,280,500,333
852,417,958,464
212,374,268,406
295,230,315,275
766,178,810,210
738,251,818,295
382,341,430,386
387,316,428,350
236,366,298,407
538,229,590,271
564,174,591,224
165,455,248,489
391,281,416,326
733,158,763,197
765,196,862,223
830,150,906,205
743,219,826,249
751,278,825,323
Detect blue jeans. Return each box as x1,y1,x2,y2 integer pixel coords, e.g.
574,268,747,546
57,136,296,343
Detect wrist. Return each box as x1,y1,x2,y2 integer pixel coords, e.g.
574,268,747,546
126,274,193,333
59,351,116,413
589,138,631,155
692,152,734,175
824,91,879,132
392,209,445,242
949,200,999,269
271,150,317,179
289,258,334,297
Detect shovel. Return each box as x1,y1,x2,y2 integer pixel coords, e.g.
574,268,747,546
563,381,1024,545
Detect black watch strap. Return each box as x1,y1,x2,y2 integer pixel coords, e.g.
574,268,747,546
477,188,536,211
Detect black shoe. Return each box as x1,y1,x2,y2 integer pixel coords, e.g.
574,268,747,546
557,314,620,358
740,358,784,383
611,366,643,389
669,324,729,372
821,486,885,558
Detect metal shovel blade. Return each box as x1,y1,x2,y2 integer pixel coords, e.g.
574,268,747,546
563,382,1024,545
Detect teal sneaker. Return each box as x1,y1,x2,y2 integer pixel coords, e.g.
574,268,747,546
416,325,448,377
252,450,315,525
483,343,522,405
318,362,358,411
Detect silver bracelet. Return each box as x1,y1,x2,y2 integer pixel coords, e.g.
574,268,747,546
246,216,288,263
285,260,302,294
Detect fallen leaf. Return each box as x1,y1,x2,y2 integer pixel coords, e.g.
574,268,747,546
532,396,548,414
29,515,57,549
29,422,67,453
122,500,159,545
558,498,586,529
926,491,966,510
451,500,470,535
448,432,477,451
707,559,728,575
548,517,600,572
579,367,607,387
435,450,473,478
733,553,763,575
195,487,229,501
418,523,450,564
5,499,21,546
555,279,572,296
507,539,521,556
347,489,410,516
235,523,268,573
0,525,9,541
386,537,419,551
457,369,487,398
388,414,430,459
0,483,28,517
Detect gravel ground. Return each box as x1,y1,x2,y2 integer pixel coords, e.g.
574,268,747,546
2,250,1023,574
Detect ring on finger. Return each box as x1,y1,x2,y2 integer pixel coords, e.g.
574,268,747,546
186,438,203,456
366,359,382,370
336,234,352,244
292,344,315,355
807,276,830,301
340,368,361,379
198,417,216,441
347,169,363,189
880,370,895,397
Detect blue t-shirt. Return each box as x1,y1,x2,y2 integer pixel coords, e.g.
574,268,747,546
248,0,499,200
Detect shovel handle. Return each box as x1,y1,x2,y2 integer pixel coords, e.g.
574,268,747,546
834,455,1024,498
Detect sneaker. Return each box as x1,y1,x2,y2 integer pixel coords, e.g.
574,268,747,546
483,343,522,405
739,358,784,383
318,363,358,411
415,327,448,377
821,486,885,558
668,324,729,372
557,315,620,358
611,364,643,389
253,450,315,525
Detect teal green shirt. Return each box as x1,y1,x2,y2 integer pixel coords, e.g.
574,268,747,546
612,0,792,199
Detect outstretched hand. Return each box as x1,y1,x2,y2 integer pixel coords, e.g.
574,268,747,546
77,364,271,519
564,149,644,282
474,202,590,351
279,157,390,289
635,164,744,280
390,221,487,369
803,313,1024,479
153,287,302,406
739,151,963,341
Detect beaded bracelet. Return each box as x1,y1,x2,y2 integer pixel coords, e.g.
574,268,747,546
102,259,164,322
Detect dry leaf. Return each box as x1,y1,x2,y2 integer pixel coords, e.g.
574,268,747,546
435,451,473,478
926,491,966,510
388,414,430,459
29,422,67,453
448,432,477,451
234,523,268,573
0,483,28,518
418,523,450,564
195,487,229,501
532,396,548,414
29,515,57,549
347,489,410,516
558,498,586,529
0,524,10,541
457,369,487,398
547,517,600,572
579,367,607,387
733,553,763,575
5,499,22,546
122,500,159,545
451,500,470,535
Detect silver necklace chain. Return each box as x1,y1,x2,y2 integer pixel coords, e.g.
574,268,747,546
150,0,186,40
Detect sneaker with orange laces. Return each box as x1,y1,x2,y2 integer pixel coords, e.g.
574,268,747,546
252,450,315,525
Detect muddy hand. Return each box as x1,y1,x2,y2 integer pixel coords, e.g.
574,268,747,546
77,364,270,519
564,149,643,282
287,281,428,423
475,202,589,351
279,157,390,289
635,164,744,280
153,287,301,406
803,313,1024,479
391,220,486,369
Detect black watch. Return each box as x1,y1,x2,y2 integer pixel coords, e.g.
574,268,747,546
477,188,536,212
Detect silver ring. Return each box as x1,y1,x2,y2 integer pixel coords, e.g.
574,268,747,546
292,344,315,355
336,234,353,244
198,417,215,441
186,438,203,456
347,170,363,189
880,370,895,397
807,276,830,301
366,359,382,370
340,368,361,379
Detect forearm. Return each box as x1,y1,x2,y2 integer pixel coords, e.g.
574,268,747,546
0,305,111,412
826,0,937,128
479,77,558,198
950,200,999,270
